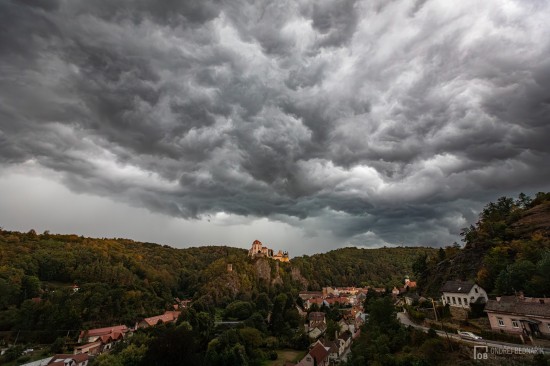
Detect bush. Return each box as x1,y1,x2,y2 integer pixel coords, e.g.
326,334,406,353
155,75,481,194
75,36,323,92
404,305,426,323
269,350,278,360
223,301,254,320
419,338,446,365
480,329,522,344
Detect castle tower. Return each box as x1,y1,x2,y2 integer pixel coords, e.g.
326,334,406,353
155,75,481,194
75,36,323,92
248,240,263,257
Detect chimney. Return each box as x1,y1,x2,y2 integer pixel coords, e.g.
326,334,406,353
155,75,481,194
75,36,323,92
227,264,233,272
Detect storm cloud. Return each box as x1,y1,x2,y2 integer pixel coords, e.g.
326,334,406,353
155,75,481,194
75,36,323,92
1,0,549,251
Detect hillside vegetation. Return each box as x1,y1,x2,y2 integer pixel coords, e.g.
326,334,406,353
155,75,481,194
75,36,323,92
0,228,433,341
416,192,550,297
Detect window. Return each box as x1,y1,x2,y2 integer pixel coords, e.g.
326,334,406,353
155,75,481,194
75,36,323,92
447,296,450,303
464,298,468,305
512,319,519,328
475,288,479,294
458,298,462,305
497,318,505,327
452,297,456,304
547,323,550,332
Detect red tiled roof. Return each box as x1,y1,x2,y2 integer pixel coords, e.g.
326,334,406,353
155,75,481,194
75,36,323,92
307,298,325,305
308,343,329,364
142,311,180,326
325,297,349,304
308,312,325,321
79,325,128,339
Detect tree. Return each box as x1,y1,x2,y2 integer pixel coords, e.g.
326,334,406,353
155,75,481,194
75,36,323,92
238,327,262,350
437,248,446,262
495,270,513,295
141,326,202,366
326,319,341,340
516,193,532,208
49,337,66,354
508,260,536,293
255,293,271,316
224,301,254,320
412,254,428,278
244,312,267,333
20,275,41,301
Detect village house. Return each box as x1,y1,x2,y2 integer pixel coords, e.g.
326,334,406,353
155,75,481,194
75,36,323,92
404,275,417,290
306,330,352,364
324,296,351,307
295,305,308,318
299,291,324,301
137,310,180,329
304,297,327,310
391,287,400,296
339,330,352,350
440,280,487,310
305,312,327,339
324,340,341,363
485,296,550,338
73,341,102,356
76,325,130,355
47,354,89,366
295,342,330,366
78,325,129,344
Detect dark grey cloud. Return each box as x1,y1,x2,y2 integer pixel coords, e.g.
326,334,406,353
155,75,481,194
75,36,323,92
1,0,550,250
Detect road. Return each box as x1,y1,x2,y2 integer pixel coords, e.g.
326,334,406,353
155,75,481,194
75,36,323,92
396,312,550,354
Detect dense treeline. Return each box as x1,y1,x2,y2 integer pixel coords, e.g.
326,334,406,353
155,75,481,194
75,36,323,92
416,192,550,297
0,233,247,339
291,246,436,290
0,229,434,340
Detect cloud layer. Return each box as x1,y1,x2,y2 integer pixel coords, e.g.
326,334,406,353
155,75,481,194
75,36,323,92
1,0,549,249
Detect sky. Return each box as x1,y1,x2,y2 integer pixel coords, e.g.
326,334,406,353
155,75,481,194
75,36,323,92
1,0,549,256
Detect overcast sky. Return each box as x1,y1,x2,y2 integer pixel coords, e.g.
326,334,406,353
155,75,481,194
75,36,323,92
1,0,549,256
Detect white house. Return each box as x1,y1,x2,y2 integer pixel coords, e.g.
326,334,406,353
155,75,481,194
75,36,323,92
440,280,487,309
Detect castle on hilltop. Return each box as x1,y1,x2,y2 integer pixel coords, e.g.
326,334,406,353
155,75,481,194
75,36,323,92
248,240,289,262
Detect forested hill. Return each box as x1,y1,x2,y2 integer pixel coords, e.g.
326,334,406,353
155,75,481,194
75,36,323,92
291,246,436,289
0,228,434,334
416,192,550,297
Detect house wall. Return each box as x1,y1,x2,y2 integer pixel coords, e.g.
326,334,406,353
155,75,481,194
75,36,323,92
441,285,487,309
441,292,470,309
137,321,149,329
487,313,550,335
74,342,101,356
